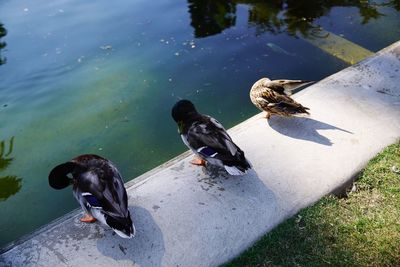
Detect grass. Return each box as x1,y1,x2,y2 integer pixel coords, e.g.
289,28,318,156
224,142,400,267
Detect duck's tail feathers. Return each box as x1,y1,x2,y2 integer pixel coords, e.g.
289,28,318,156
276,101,310,115
106,213,135,238
48,162,77,190
276,80,314,95
224,157,252,176
294,104,310,115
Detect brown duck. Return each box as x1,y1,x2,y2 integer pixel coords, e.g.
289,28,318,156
250,77,313,119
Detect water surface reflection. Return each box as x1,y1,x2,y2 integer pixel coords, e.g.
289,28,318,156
187,0,399,38
188,0,236,38
0,137,22,201
0,22,6,65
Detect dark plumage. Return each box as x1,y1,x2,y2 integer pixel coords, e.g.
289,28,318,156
250,77,313,119
171,100,251,175
49,154,135,238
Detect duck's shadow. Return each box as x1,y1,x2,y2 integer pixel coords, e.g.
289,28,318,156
96,206,164,267
267,116,353,146
199,165,276,200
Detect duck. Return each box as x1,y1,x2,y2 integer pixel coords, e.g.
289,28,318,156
250,77,313,119
171,99,251,175
48,154,135,238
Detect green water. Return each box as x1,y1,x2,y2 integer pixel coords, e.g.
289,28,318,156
0,0,399,248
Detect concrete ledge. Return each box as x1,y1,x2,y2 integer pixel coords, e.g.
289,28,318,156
1,41,400,267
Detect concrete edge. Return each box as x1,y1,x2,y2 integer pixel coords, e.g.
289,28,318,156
0,208,78,254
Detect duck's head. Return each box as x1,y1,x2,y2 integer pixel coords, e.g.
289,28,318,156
171,99,198,122
256,77,271,87
48,162,76,190
171,100,199,133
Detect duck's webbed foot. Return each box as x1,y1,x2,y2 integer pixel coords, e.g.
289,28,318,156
80,213,97,223
190,157,206,166
265,112,271,120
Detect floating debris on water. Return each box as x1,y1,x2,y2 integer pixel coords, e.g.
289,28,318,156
100,45,112,50
266,42,295,56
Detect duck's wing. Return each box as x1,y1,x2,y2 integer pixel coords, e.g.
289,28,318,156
255,82,309,113
186,116,236,155
185,116,251,174
256,88,297,107
265,79,314,96
79,160,128,218
76,159,134,237
256,91,309,115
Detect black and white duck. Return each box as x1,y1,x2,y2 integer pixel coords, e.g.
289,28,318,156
49,154,135,238
171,99,251,175
250,77,313,119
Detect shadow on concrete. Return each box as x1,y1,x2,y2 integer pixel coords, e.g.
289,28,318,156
97,206,165,266
217,169,277,199
268,116,353,146
193,166,279,266
199,165,277,210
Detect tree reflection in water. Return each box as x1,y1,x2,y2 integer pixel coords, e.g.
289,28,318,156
187,0,398,38
0,137,23,201
0,22,7,65
187,0,236,38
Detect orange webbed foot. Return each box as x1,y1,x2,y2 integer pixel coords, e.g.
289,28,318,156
80,214,97,223
190,157,206,166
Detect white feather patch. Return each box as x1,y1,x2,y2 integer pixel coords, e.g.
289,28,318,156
224,165,246,176
113,227,135,239
91,209,107,225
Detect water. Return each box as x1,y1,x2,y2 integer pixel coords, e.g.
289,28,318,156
0,0,399,248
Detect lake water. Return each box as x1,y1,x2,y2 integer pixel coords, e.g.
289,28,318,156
0,0,399,248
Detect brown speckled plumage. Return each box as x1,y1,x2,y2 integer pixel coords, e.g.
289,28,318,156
250,77,312,119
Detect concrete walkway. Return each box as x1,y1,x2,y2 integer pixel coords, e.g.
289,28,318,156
1,42,400,267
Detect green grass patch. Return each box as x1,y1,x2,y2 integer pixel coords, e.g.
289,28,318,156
224,142,400,267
